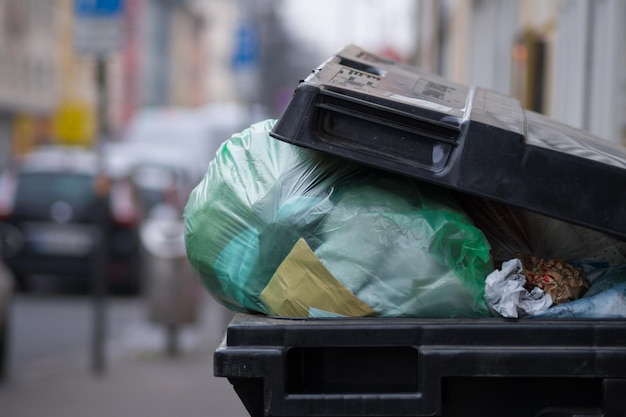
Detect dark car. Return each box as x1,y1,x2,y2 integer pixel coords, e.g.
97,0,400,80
0,146,143,294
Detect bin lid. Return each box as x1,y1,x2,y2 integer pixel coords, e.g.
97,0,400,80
271,45,626,240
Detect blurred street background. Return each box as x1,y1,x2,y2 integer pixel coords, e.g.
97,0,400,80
0,0,625,416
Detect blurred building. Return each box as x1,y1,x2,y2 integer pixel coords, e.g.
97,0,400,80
1,0,624,172
113,0,206,130
0,0,61,169
196,0,317,117
194,0,343,118
193,0,240,104
0,0,208,167
416,0,626,145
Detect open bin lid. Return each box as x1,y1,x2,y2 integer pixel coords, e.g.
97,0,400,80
271,45,626,240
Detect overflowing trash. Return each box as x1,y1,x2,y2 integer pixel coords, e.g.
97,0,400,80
184,119,626,320
485,260,626,319
456,193,626,318
184,119,494,318
485,255,591,318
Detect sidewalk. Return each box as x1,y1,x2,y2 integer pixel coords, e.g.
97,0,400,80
0,298,250,417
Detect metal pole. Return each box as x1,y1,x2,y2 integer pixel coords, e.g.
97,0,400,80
92,58,110,376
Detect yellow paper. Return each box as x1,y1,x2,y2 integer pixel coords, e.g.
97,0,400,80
260,238,376,318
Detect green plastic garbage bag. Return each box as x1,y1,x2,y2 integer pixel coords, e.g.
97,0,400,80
184,119,493,317
313,176,493,317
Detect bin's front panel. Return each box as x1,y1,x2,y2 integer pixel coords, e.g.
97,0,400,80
215,314,626,417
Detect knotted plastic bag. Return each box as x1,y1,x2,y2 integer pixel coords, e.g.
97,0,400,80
184,119,493,317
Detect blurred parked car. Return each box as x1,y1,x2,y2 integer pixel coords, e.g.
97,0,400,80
0,146,143,294
0,260,13,381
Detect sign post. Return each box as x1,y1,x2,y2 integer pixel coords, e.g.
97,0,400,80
74,0,125,376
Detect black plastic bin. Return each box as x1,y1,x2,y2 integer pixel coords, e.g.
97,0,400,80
213,45,626,417
216,314,626,417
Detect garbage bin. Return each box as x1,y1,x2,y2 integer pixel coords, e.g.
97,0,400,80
211,45,626,417
141,206,199,327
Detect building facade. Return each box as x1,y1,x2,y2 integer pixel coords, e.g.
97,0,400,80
0,0,209,167
416,0,626,145
0,0,61,168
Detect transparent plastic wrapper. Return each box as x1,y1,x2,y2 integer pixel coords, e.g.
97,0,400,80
456,195,533,265
184,119,494,318
524,212,626,271
458,195,626,270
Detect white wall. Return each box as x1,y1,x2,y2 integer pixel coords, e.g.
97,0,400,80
468,0,518,94
424,0,625,144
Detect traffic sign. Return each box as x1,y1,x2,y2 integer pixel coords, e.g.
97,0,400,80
74,0,125,56
232,22,260,70
53,100,95,146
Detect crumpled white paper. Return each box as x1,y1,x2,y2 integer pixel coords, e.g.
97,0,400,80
484,258,553,318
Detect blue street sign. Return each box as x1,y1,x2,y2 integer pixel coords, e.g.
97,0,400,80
74,0,125,56
75,0,123,17
232,22,260,70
